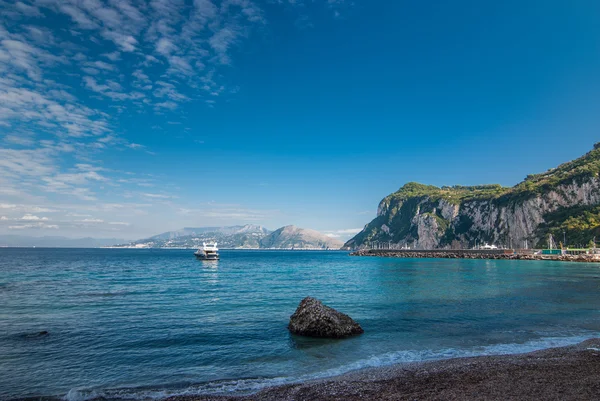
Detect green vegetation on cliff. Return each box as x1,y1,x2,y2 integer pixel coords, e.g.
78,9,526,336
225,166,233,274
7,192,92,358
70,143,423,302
517,142,600,190
384,182,509,206
384,144,600,208
535,205,600,248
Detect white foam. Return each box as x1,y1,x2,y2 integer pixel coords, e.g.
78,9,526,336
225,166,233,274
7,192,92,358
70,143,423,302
63,333,600,401
292,333,600,382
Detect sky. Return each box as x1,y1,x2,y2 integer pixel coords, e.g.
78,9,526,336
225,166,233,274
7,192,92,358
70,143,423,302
0,0,599,241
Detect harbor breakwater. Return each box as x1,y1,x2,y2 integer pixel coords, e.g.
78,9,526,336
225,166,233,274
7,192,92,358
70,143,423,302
350,249,600,263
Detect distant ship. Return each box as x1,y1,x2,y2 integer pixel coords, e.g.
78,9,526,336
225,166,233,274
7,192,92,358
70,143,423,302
194,242,220,260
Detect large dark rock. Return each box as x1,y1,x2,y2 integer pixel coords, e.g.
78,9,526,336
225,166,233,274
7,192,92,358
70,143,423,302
288,297,364,339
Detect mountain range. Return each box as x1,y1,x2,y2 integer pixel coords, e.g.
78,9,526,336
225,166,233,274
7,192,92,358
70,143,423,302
117,225,343,249
346,143,600,250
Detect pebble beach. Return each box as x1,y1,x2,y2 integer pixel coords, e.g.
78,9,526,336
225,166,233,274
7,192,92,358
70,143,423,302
166,338,600,401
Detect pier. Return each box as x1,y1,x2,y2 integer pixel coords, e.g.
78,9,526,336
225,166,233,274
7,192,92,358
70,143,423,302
350,249,600,263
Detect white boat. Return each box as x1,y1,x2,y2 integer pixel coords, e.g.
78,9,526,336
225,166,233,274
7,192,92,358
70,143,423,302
194,242,220,260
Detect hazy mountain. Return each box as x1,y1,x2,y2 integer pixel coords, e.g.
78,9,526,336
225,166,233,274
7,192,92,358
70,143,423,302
120,225,271,249
0,235,127,248
117,224,343,249
260,225,344,249
149,225,270,240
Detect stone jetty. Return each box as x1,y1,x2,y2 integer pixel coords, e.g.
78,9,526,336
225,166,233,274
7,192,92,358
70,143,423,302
350,249,600,263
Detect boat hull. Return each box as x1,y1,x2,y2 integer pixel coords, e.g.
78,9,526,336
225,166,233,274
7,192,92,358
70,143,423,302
194,252,219,260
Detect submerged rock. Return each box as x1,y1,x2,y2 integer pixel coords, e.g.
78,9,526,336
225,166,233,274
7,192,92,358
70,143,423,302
21,330,49,339
288,297,364,339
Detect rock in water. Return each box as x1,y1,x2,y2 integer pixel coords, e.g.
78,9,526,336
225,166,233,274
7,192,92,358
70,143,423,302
288,297,364,338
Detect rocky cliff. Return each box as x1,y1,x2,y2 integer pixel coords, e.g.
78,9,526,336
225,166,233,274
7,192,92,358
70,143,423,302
345,144,600,250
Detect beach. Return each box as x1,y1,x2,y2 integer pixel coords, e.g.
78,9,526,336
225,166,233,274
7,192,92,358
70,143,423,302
166,338,600,401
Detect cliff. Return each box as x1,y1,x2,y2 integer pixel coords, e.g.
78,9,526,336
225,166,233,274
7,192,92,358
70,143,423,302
345,143,600,250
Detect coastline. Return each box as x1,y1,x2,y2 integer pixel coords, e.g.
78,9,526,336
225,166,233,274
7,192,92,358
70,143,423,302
166,338,600,401
101,247,345,251
350,249,600,263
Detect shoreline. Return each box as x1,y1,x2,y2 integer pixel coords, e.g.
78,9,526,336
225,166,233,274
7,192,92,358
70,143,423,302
8,338,600,401
165,338,600,401
101,247,345,251
350,249,600,263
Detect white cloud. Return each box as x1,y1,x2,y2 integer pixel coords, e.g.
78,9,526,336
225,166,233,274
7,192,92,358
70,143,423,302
15,2,43,17
209,27,238,56
77,218,104,223
89,60,116,71
127,143,145,149
324,228,362,239
29,206,58,213
334,228,362,235
9,222,59,230
177,204,278,222
156,37,176,56
0,148,56,177
143,193,174,199
20,214,49,221
0,204,55,213
154,101,178,110
102,31,138,52
3,135,35,146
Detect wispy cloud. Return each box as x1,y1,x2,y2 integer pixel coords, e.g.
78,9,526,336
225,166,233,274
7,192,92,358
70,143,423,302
20,214,49,221
324,228,362,238
0,0,350,237
9,222,59,230
143,193,176,199
176,203,280,222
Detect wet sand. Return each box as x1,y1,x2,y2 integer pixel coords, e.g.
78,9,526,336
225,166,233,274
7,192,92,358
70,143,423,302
166,338,600,401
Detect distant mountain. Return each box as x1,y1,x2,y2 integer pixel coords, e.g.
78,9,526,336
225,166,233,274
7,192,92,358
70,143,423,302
119,225,272,249
260,225,344,249
149,225,270,240
0,235,127,248
116,224,343,249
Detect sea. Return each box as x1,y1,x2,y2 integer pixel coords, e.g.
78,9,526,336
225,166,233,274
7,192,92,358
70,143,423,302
1,248,600,400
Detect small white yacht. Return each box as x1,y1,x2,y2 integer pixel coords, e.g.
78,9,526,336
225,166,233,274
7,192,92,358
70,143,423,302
194,242,220,260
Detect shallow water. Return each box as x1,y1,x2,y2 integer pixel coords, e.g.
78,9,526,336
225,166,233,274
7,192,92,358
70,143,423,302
1,248,599,400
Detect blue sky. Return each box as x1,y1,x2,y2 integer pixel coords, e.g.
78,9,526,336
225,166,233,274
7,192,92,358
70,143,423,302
0,0,599,240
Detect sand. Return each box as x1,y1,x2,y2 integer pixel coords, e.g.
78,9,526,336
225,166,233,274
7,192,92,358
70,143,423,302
165,338,600,401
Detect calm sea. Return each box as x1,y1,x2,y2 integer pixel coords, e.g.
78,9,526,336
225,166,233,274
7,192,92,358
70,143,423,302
1,249,600,400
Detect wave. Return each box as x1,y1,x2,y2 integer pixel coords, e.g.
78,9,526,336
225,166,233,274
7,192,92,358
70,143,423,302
63,332,599,401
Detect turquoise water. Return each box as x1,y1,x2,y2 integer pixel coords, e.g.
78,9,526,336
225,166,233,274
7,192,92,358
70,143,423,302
1,249,600,400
